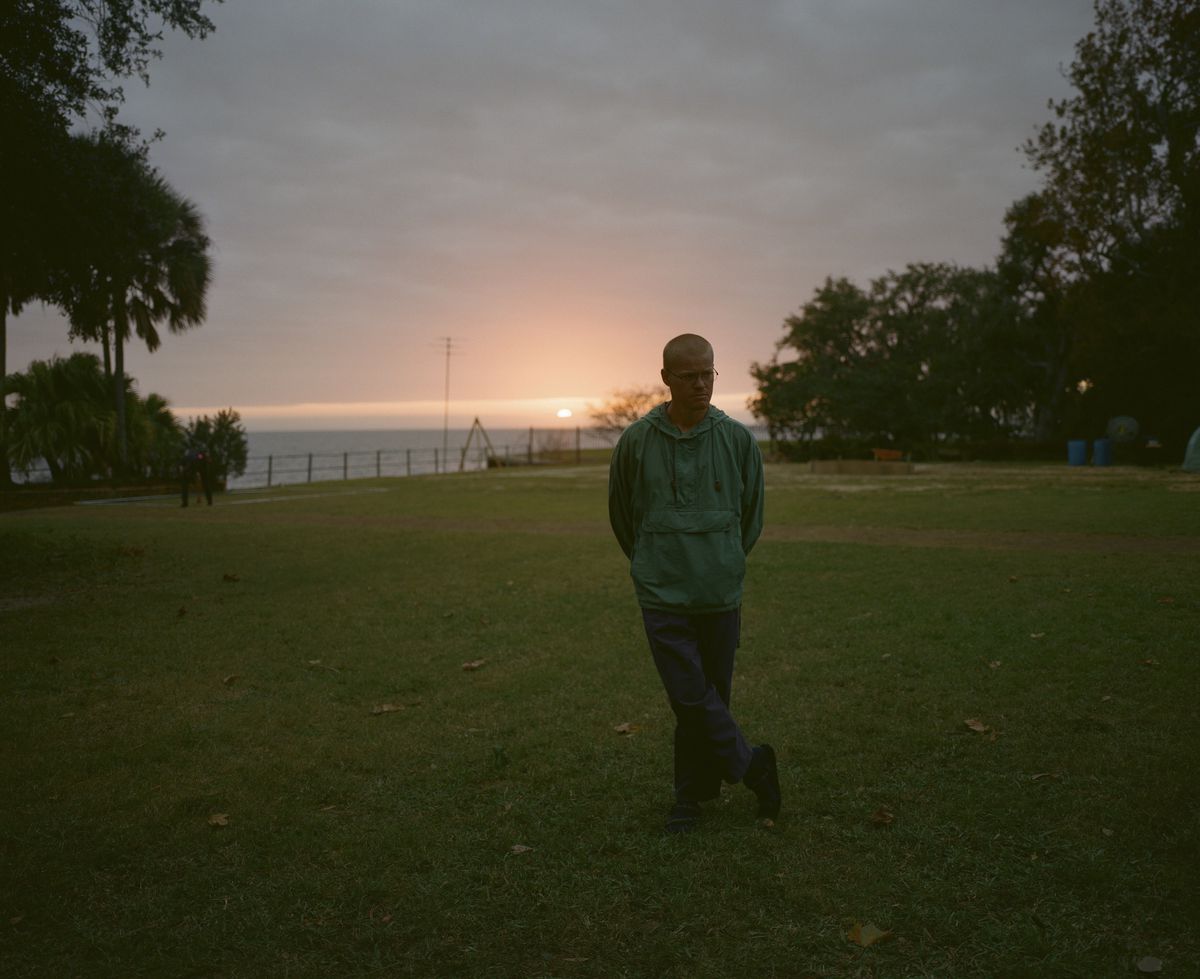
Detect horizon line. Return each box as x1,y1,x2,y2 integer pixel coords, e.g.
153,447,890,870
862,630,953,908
171,392,758,428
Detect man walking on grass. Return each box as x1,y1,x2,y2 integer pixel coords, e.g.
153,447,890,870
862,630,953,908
608,333,781,834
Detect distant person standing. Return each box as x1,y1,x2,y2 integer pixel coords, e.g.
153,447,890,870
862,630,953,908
608,333,780,834
180,447,214,507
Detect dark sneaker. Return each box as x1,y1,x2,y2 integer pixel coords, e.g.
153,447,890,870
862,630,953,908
665,800,702,835
744,744,782,821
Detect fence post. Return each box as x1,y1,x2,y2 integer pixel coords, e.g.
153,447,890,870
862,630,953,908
307,453,312,483
406,448,411,477
376,449,381,479
434,448,439,474
267,455,273,487
528,427,534,465
343,452,348,480
576,425,581,464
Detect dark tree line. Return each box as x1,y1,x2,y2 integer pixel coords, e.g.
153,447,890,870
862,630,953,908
750,265,1040,454
2,0,219,483
753,0,1200,459
5,351,246,486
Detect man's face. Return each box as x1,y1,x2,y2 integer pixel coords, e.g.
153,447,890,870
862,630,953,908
661,345,715,414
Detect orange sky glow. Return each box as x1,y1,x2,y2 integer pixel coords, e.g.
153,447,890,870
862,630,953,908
6,2,1096,433
172,391,758,431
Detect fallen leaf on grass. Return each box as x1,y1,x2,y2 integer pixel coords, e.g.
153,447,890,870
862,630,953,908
1156,596,1174,606
176,607,187,618
462,659,486,671
510,844,534,854
988,660,1002,670
1008,575,1019,583
371,703,406,715
1141,658,1160,667
613,722,638,736
964,718,1001,741
869,806,895,827
223,674,240,686
1029,772,1061,781
222,573,240,582
1136,956,1163,973
847,922,892,947
1030,632,1046,639
207,813,229,827
1102,827,1114,837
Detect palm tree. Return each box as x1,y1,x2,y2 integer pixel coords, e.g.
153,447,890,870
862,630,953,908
6,351,185,484
65,135,211,471
5,353,113,483
127,391,185,479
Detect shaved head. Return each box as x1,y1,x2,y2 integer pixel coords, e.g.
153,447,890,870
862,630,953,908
662,333,713,370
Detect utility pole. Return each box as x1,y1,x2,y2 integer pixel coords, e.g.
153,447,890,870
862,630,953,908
438,337,458,462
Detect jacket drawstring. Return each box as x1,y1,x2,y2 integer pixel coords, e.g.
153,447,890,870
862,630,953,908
712,429,722,493
670,438,677,502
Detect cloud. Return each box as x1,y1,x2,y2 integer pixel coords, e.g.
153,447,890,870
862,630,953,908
10,0,1096,421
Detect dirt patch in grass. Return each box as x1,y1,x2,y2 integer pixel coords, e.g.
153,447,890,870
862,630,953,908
61,503,1198,555
764,524,1200,554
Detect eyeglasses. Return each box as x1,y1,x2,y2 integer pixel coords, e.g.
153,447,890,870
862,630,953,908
664,368,718,385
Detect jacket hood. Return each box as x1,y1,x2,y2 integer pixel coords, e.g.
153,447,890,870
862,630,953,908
644,402,729,438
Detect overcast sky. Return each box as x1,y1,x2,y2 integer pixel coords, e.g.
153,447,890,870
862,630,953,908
11,0,1097,429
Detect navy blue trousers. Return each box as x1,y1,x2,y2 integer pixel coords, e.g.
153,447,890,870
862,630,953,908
642,608,754,804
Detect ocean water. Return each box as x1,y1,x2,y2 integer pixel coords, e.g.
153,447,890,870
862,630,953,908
10,422,768,489
231,426,614,489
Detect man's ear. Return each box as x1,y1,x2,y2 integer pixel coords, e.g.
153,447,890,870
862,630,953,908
659,369,670,385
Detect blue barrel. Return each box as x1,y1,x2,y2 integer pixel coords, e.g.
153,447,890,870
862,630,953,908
1092,438,1112,466
1067,440,1088,466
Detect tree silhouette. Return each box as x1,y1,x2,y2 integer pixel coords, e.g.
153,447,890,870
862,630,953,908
64,135,211,470
587,386,667,444
1,0,218,483
1019,0,1200,448
5,353,112,483
5,352,184,483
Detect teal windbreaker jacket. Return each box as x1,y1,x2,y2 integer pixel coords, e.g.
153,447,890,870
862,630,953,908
608,404,765,613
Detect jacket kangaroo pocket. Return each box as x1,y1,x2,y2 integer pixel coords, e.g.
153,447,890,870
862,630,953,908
631,509,745,608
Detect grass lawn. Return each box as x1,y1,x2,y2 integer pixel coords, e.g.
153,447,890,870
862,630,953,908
2,462,1198,978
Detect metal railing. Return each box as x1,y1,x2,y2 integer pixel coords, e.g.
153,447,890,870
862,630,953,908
228,426,615,491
